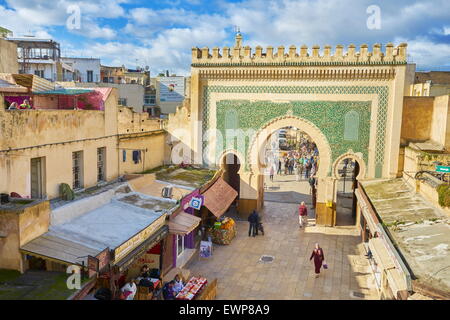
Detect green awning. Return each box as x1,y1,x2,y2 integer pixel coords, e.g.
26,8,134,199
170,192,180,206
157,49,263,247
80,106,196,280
33,88,93,95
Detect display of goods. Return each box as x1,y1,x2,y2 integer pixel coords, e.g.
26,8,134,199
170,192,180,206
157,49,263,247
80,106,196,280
210,225,236,245
214,222,222,229
220,218,235,230
176,277,208,300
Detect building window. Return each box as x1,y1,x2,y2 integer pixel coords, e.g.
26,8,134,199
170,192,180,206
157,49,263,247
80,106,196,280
177,235,185,257
87,70,93,82
144,94,156,105
97,147,106,182
34,70,44,78
118,98,127,106
72,151,84,190
30,157,45,199
103,77,109,83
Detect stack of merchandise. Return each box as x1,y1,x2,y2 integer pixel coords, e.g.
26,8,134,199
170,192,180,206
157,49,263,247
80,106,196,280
175,277,208,300
209,218,236,245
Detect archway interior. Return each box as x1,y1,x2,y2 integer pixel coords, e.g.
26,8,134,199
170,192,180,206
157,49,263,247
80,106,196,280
335,157,360,226
262,126,320,208
221,153,241,199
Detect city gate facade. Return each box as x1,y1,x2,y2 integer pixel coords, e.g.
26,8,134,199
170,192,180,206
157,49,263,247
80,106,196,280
187,34,412,225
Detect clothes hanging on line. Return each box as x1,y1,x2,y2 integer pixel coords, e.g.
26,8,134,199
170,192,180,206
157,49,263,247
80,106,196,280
132,150,141,164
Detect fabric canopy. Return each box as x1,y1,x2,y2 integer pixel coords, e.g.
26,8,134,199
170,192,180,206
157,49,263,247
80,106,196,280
168,212,201,235
202,177,238,218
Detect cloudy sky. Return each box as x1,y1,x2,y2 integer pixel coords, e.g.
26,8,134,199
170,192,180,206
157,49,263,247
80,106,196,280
1,0,450,75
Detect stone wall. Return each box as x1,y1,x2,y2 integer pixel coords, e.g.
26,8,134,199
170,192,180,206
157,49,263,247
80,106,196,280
118,106,162,134
0,39,19,73
0,200,50,272
401,97,435,144
401,95,450,150
0,89,120,198
118,132,166,175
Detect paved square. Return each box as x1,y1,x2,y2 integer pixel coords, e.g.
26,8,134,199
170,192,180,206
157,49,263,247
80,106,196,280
187,176,378,300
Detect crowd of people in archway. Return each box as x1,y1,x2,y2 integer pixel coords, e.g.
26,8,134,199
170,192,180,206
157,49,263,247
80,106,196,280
268,137,319,182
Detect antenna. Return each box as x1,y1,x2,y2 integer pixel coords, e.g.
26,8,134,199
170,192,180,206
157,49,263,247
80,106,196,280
234,25,240,34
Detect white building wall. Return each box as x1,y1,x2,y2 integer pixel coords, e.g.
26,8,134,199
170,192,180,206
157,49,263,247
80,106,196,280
61,58,101,83
19,62,56,81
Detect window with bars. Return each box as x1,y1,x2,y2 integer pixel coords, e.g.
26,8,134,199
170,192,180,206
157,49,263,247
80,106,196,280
97,147,106,182
72,151,83,190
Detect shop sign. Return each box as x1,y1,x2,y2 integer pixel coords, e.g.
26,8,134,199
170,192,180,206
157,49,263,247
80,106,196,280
128,254,160,279
114,214,166,263
189,197,203,210
200,241,212,258
436,165,450,173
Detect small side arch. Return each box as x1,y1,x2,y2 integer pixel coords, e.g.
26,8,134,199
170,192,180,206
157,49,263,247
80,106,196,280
332,151,366,180
218,149,246,175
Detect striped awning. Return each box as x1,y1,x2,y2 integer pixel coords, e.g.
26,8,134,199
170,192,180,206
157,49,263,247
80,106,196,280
12,74,55,93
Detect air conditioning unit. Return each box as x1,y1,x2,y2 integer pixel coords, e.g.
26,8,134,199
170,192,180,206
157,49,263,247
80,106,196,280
161,186,173,199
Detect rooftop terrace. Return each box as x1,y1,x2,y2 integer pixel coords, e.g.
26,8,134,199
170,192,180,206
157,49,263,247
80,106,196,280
362,178,450,294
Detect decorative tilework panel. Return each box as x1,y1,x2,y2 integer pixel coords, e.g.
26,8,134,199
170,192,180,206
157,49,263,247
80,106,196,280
201,85,389,178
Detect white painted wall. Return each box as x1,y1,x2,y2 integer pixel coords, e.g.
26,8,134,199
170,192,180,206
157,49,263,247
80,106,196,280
61,57,101,83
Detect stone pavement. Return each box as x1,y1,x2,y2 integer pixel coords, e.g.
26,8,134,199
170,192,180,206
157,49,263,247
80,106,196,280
186,175,378,300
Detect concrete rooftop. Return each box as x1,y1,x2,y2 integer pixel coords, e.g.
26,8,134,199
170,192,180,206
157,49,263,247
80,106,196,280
362,178,450,293
49,199,166,251
153,166,216,189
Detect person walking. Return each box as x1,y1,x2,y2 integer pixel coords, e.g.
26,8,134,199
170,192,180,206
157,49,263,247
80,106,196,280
305,160,312,178
299,161,304,180
310,243,325,278
295,162,300,181
248,210,259,237
298,201,308,228
269,165,274,182
277,159,282,175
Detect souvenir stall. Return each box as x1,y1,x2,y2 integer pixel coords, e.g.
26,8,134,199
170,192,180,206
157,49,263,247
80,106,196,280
201,177,238,245
175,276,218,300
209,217,236,245
168,190,203,269
93,223,168,300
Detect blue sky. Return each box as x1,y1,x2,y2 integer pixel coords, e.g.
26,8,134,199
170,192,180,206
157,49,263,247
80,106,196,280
1,0,450,75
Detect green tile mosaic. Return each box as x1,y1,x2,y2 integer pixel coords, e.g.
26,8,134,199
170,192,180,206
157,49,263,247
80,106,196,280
201,85,389,178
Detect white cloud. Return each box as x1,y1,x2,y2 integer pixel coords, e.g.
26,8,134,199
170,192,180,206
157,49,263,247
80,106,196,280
0,0,126,39
396,37,450,69
2,0,450,73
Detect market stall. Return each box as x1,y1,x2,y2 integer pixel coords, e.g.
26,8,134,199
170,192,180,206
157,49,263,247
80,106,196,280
208,217,236,245
201,177,238,245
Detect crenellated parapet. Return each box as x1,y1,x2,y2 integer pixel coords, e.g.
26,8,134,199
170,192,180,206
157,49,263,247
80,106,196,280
192,42,407,67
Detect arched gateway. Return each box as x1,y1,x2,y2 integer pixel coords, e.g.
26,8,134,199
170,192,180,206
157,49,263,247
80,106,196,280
187,34,411,226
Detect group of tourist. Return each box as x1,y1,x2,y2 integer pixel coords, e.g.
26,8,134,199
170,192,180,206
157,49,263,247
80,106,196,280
119,265,185,300
269,139,319,182
7,99,33,110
